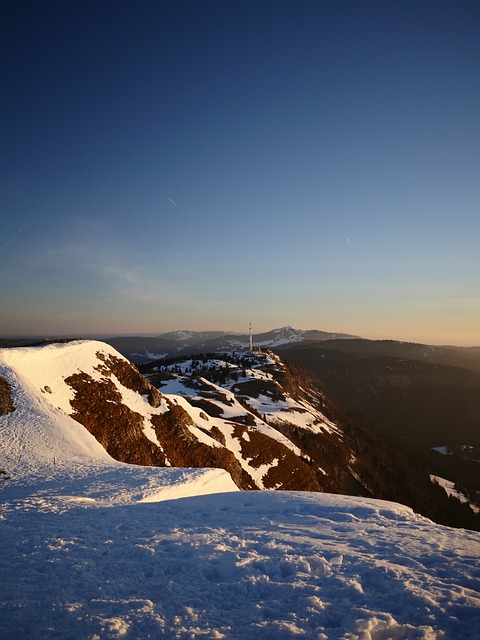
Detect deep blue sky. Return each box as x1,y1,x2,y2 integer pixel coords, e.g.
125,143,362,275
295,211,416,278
1,1,479,344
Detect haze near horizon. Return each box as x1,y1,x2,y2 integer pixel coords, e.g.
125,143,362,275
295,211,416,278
1,1,479,346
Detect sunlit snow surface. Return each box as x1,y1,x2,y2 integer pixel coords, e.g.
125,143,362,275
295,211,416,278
1,344,480,639
1,487,479,640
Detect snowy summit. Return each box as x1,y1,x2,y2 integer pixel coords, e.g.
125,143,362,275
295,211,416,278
0,341,479,639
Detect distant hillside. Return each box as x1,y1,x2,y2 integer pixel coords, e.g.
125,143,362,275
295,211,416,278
104,326,359,363
276,338,480,508
275,339,480,446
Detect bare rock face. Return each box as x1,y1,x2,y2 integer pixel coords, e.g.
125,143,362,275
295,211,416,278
95,352,163,407
0,376,15,416
150,405,256,490
66,370,167,467
230,423,321,491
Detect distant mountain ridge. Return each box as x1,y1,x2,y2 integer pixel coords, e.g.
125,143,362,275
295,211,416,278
103,326,359,363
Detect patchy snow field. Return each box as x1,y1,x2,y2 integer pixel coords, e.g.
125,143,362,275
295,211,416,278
1,344,480,639
159,351,340,437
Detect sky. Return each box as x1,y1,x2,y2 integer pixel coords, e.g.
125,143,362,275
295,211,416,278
1,0,479,345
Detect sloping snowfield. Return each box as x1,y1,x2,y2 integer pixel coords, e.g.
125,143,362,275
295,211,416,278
1,485,479,640
1,343,480,639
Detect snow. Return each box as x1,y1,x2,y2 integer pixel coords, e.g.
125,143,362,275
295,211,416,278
0,340,300,490
132,350,169,361
156,370,309,475
1,340,92,414
170,331,195,341
0,344,238,500
432,445,480,463
156,375,195,397
1,482,479,639
160,354,340,442
1,342,480,639
433,446,449,455
251,326,307,348
0,349,112,479
243,371,340,437
431,475,479,513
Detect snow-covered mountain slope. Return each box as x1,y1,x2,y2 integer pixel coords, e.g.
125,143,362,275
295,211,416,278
0,341,322,492
149,351,349,490
0,341,238,502
145,350,480,530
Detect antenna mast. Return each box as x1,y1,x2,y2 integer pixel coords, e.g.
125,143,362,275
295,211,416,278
249,323,253,352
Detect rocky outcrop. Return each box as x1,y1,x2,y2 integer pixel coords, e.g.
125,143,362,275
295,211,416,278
151,405,256,490
95,351,163,408
0,376,15,415
67,371,167,467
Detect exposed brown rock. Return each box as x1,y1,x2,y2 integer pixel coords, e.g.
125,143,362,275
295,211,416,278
66,371,166,466
231,424,322,491
151,406,255,489
0,376,15,415
95,352,163,408
233,378,285,401
188,398,225,417
209,425,227,446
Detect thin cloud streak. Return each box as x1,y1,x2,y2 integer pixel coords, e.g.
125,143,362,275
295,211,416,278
0,225,26,253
